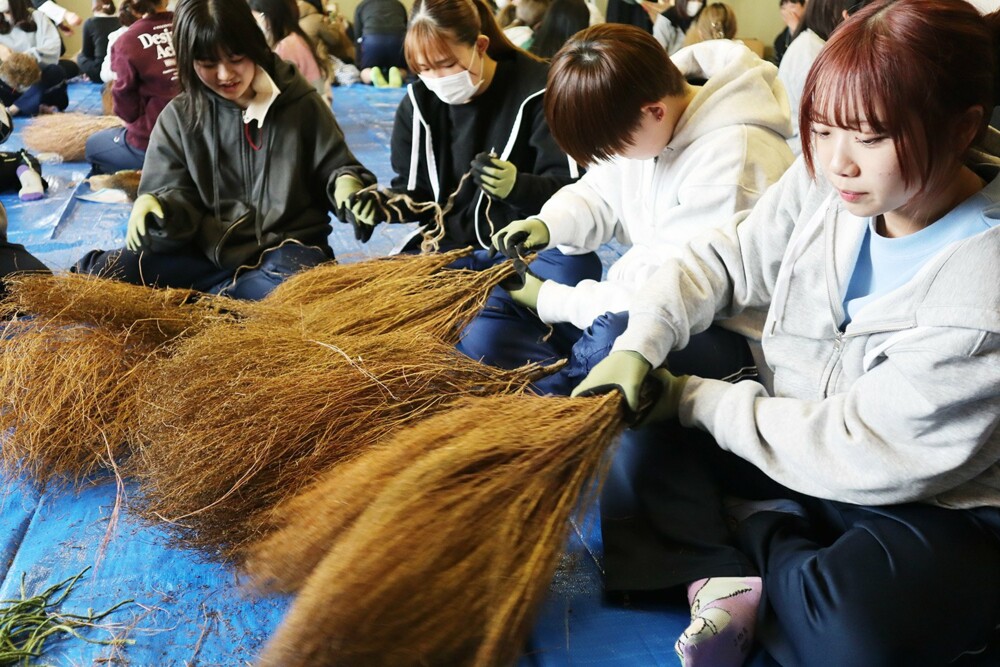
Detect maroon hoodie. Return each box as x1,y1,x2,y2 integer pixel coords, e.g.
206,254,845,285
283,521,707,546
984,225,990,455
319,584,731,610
110,11,179,151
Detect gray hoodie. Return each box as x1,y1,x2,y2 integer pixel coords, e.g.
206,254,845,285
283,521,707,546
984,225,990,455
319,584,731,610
613,147,1000,509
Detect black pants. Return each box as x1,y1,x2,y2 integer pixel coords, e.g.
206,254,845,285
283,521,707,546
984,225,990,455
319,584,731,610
71,241,332,300
602,422,1000,666
0,239,50,300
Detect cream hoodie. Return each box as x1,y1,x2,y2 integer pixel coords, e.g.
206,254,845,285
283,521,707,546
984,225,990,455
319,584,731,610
534,40,794,331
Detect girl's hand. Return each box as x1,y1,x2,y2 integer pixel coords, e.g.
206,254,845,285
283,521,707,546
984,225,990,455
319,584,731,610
0,45,14,61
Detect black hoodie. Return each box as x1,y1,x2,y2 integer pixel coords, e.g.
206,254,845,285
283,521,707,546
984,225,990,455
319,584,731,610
139,55,375,270
389,51,577,250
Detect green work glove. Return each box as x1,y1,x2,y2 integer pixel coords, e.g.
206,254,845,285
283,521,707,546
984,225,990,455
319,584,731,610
571,350,652,420
471,152,518,199
126,193,164,251
500,258,543,310
490,218,550,259
641,367,690,424
332,174,364,222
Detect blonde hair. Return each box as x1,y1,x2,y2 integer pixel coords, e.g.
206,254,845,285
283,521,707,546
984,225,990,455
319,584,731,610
684,2,737,46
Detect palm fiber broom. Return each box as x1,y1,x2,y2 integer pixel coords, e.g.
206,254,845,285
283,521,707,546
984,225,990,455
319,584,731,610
248,392,625,667
0,319,156,488
22,113,124,162
130,321,555,558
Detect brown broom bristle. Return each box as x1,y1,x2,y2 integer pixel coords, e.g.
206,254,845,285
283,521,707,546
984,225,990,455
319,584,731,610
262,247,473,306
0,272,260,345
22,113,124,162
130,322,555,558
0,319,157,488
250,392,625,667
286,262,514,344
86,169,142,201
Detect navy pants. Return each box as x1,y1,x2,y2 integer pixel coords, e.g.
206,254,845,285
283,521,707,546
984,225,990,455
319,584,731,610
85,127,145,175
356,32,406,70
0,63,68,116
602,420,1000,666
71,241,331,300
454,247,603,393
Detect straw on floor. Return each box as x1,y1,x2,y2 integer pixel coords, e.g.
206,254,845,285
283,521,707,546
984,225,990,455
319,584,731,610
248,392,625,667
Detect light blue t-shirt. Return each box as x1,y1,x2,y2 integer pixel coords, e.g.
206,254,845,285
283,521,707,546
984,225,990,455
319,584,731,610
843,195,993,326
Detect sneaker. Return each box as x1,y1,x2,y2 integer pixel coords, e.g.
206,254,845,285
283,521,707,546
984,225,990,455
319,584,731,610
387,66,403,88
370,67,388,87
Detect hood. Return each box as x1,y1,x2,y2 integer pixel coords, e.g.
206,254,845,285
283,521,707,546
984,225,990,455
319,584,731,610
668,40,794,151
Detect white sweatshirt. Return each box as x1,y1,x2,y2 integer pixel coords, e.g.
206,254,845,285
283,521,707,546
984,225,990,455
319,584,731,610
776,29,825,157
0,10,61,66
534,40,794,331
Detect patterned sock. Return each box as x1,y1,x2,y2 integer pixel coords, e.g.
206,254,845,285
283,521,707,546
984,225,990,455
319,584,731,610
16,165,43,201
675,576,762,667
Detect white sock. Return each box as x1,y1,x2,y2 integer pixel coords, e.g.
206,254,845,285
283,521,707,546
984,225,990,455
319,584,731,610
16,165,43,201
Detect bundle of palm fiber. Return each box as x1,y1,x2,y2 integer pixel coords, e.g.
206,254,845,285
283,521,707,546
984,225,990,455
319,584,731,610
0,319,157,487
87,169,142,201
0,272,255,345
247,392,625,667
22,113,123,162
280,260,513,344
130,321,554,558
262,247,473,306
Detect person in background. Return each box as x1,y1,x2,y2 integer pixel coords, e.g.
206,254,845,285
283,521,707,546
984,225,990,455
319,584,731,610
73,0,375,300
502,0,547,49
778,0,868,155
99,0,138,84
298,0,355,64
683,1,735,45
353,0,407,87
0,0,67,116
528,0,587,58
250,0,330,100
641,0,703,54
85,0,177,174
573,2,1000,664
77,0,121,83
772,0,804,64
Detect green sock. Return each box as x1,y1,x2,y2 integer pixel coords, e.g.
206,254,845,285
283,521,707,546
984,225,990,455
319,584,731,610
387,66,403,88
371,67,387,87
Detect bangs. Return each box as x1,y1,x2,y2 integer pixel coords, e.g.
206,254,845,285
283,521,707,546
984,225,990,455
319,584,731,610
806,51,891,136
188,17,247,61
404,22,457,72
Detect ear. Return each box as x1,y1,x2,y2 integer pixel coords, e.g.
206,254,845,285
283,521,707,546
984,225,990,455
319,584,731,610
643,102,666,123
955,105,985,152
475,34,490,53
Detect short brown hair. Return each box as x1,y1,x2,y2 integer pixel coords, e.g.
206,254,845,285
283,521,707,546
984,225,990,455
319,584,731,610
801,0,996,195
545,24,686,166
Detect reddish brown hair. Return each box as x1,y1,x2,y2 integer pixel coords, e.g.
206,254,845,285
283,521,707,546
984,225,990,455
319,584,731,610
404,0,540,73
544,23,686,166
801,0,998,195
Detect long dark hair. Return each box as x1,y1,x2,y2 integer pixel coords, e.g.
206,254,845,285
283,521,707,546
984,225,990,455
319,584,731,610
530,0,588,59
0,0,37,35
118,0,161,20
173,0,274,123
248,0,328,78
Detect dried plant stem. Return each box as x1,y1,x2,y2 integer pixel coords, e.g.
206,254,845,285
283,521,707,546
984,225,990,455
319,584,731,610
0,567,134,665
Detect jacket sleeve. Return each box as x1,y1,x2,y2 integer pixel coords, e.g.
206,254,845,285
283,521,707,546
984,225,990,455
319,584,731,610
610,158,815,367
535,163,622,251
111,35,142,123
681,328,1000,505
502,93,577,216
311,96,377,208
101,31,119,83
652,14,685,55
79,20,96,61
24,11,61,66
136,104,205,251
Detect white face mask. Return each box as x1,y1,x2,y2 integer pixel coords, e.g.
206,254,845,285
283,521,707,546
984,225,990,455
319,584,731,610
686,1,702,16
418,48,483,105
0,0,10,14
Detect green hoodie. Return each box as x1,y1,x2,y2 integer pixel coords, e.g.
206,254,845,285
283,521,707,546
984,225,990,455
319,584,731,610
138,55,374,270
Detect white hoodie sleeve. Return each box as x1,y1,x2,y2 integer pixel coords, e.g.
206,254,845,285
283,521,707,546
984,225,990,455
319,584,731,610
682,327,1000,506
535,163,624,253
24,11,61,66
611,158,818,366
652,14,686,55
